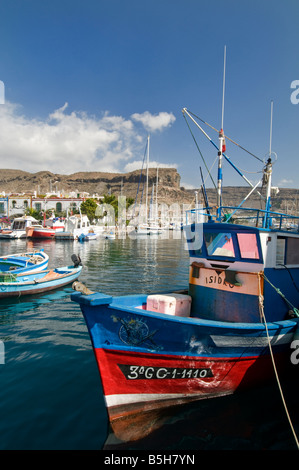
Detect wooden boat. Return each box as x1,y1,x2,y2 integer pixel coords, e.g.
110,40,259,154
0,262,82,298
71,125,299,442
0,249,49,275
71,66,299,444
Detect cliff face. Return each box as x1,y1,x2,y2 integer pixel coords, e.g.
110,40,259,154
0,168,298,213
0,168,189,204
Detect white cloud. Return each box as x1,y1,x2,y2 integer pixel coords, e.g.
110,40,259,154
180,181,196,190
131,111,176,132
278,178,294,187
124,160,177,172
0,103,176,174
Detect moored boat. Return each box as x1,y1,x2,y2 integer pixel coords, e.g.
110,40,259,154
26,225,56,239
55,213,102,240
0,249,49,275
70,61,299,444
0,261,82,298
71,125,299,442
0,216,39,239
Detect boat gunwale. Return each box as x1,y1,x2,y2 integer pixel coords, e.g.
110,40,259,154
77,291,299,332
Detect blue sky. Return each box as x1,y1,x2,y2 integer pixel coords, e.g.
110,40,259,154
0,0,298,191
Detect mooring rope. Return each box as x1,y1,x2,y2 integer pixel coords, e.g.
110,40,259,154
258,273,299,449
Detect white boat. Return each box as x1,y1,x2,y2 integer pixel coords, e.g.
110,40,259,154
44,216,65,232
100,227,116,239
0,216,39,239
55,212,101,240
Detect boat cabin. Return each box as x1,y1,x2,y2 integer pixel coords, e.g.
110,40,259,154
186,221,299,324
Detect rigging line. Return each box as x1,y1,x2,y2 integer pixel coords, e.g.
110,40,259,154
132,139,148,219
188,110,264,163
182,112,217,189
258,274,299,450
183,108,265,201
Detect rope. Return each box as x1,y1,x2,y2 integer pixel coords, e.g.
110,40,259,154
182,112,217,190
187,110,264,163
262,272,299,317
258,273,299,449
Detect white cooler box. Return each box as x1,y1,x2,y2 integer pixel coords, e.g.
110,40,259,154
146,293,191,317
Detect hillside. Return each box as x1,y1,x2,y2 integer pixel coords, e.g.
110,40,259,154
0,168,298,214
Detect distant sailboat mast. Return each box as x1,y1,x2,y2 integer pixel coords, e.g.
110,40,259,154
145,134,150,225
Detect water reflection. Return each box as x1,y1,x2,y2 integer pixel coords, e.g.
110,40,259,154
103,372,299,450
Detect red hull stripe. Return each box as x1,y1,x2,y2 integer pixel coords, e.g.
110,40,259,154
94,347,278,408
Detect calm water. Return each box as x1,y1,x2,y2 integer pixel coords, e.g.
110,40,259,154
0,236,298,450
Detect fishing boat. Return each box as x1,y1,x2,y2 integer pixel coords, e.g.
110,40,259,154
72,129,299,441
0,216,39,239
0,259,82,298
71,62,299,444
0,249,49,275
26,225,56,239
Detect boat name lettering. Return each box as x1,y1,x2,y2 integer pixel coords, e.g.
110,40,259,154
205,275,234,288
118,364,213,380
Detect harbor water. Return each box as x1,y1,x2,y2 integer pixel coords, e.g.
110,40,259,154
0,235,297,450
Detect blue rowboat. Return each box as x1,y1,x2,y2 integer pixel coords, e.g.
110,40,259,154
0,263,82,298
71,102,299,444
0,249,49,276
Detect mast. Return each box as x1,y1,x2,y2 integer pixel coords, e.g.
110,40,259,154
217,46,226,218
263,101,273,226
145,135,150,224
155,165,159,224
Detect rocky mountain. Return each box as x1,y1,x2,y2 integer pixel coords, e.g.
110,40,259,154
0,168,298,214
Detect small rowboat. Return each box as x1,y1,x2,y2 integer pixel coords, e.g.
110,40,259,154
0,250,49,275
0,263,82,298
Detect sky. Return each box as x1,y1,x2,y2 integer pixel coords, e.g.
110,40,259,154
0,0,298,191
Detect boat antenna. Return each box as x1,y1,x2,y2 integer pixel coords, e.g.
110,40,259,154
217,45,227,218
263,101,274,226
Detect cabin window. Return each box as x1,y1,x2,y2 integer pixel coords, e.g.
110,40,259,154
286,237,299,265
204,232,235,258
276,238,285,266
237,233,259,259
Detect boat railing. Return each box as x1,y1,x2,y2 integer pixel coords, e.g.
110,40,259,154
186,206,299,231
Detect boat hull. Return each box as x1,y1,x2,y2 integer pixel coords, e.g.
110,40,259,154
27,227,56,239
0,250,49,275
71,291,298,440
0,265,82,298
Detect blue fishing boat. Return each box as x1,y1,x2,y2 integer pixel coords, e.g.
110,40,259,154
0,249,49,276
71,69,299,443
0,258,82,298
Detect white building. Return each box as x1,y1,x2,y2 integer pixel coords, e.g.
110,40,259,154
0,195,85,218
